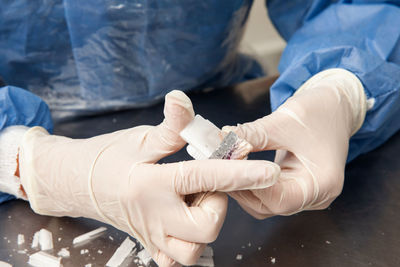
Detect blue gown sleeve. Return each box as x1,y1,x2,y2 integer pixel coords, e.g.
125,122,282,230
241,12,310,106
267,0,400,161
0,85,53,203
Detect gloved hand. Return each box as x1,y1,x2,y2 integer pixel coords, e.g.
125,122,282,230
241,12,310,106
18,90,280,266
224,69,367,218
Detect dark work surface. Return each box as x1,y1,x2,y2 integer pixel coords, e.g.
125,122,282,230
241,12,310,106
1,77,400,266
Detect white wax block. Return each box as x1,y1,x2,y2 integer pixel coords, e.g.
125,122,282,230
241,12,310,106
73,226,107,245
31,232,39,249
195,256,214,267
186,145,207,160
17,234,25,245
0,261,12,267
28,251,62,267
137,249,152,266
39,229,53,251
57,248,70,258
106,237,136,267
201,246,214,257
180,115,222,158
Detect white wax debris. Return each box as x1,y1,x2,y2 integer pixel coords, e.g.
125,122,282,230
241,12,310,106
28,251,62,267
236,254,243,260
248,242,251,247
109,236,114,241
18,250,27,254
0,260,12,267
106,237,136,267
271,257,276,264
73,227,107,245
57,248,70,258
38,229,53,251
137,249,152,266
195,246,215,267
17,234,25,245
258,247,262,251
97,249,103,254
325,240,331,245
85,264,92,267
31,232,39,249
58,238,62,242
80,249,89,255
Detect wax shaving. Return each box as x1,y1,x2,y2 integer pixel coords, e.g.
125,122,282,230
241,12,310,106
17,234,25,245
38,229,53,251
28,251,62,267
106,237,136,267
0,260,12,267
73,227,107,245
137,249,152,266
31,232,39,249
57,248,70,258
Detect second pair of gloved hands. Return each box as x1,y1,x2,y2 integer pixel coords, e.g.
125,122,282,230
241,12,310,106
18,69,366,266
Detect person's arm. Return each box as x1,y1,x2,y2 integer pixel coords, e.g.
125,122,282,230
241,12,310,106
267,0,400,161
0,84,53,203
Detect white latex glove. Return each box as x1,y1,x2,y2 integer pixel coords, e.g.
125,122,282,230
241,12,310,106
224,69,367,218
18,90,280,266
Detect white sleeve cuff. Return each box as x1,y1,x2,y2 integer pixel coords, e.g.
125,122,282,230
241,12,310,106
296,68,367,136
0,125,30,200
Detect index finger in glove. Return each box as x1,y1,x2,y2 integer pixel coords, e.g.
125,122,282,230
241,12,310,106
159,159,281,194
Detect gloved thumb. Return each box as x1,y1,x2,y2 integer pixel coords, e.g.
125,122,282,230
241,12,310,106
144,90,195,160
221,110,289,152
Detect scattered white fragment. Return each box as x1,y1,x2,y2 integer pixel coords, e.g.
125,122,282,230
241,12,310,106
58,238,62,242
195,257,214,267
241,245,245,249
8,216,11,219
301,244,304,248
85,264,92,267
236,254,243,260
109,236,114,241
137,249,152,266
18,250,27,254
106,237,136,267
38,229,53,251
0,260,12,267
73,227,107,245
28,251,62,267
271,257,276,264
32,232,39,249
80,249,89,255
195,246,214,267
248,242,251,247
325,240,331,245
57,248,70,258
258,247,262,251
97,250,103,254
17,234,25,245
7,240,10,244
59,227,63,231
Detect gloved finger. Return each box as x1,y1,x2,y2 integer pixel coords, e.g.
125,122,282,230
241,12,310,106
166,192,227,243
155,159,280,194
143,90,195,161
228,190,272,220
251,174,312,216
221,108,295,152
153,236,206,266
152,249,181,267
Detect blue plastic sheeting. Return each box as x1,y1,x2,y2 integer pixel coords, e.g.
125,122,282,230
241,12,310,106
268,0,400,161
0,0,262,119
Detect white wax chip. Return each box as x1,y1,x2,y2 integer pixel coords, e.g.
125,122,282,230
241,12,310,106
137,249,152,266
28,251,62,267
31,232,39,249
85,264,92,267
106,237,136,267
0,260,12,267
38,229,53,251
17,234,25,245
57,248,70,258
236,254,243,260
73,227,107,245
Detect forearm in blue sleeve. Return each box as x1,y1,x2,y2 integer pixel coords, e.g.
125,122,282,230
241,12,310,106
267,1,400,161
0,85,53,203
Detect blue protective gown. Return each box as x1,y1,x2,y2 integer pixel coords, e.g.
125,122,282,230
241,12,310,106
1,0,400,203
